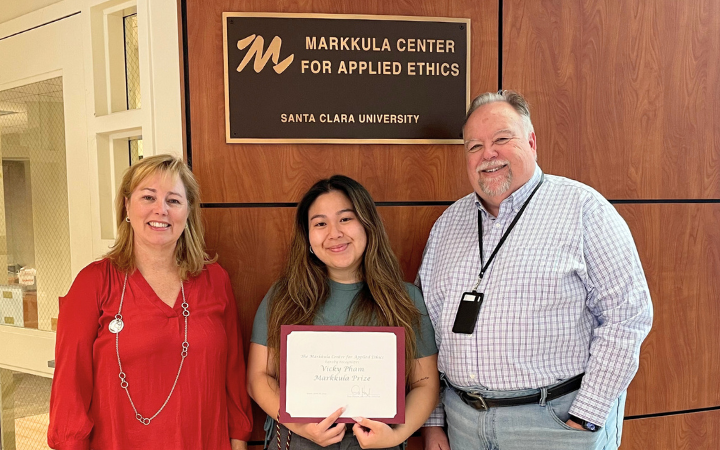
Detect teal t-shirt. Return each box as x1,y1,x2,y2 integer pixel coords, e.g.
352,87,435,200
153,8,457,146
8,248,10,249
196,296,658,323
251,279,438,358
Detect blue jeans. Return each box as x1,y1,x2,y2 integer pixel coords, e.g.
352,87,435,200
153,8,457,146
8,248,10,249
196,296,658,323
443,385,626,450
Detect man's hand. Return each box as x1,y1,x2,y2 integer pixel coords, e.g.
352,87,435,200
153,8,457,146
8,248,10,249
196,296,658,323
290,407,346,447
421,426,450,450
565,419,586,431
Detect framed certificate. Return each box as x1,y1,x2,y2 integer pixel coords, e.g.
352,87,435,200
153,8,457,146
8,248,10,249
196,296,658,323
279,325,405,424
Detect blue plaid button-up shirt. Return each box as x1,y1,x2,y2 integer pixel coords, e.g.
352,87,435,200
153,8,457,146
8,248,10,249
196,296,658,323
417,166,653,426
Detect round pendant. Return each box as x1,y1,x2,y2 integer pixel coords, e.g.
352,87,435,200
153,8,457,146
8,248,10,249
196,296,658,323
109,318,124,333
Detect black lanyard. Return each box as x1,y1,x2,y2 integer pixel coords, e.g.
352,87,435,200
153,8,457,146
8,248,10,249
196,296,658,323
474,174,544,289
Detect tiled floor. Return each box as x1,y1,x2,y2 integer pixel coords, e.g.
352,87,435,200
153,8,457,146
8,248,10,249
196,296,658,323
15,414,50,450
1,372,52,450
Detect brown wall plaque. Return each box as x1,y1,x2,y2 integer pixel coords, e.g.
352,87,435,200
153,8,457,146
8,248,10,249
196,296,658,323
223,13,470,144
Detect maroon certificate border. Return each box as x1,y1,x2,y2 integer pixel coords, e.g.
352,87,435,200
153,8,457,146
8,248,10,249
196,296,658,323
279,325,405,424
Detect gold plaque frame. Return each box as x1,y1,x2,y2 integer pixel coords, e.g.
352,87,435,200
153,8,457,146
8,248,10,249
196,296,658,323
223,12,471,144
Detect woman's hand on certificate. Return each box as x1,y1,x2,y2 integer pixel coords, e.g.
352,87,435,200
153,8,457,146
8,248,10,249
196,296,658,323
351,417,401,449
290,407,346,447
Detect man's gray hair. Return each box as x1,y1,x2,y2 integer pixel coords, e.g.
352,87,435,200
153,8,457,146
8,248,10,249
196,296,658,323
463,90,534,135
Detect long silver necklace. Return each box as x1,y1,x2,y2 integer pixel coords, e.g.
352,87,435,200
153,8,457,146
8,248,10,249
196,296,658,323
109,273,189,426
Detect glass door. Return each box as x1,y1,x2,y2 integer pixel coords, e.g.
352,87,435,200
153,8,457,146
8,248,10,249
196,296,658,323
0,11,88,450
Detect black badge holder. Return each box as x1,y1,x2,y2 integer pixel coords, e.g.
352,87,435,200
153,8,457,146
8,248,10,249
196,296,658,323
452,292,484,334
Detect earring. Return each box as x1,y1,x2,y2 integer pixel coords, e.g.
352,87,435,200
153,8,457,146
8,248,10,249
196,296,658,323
309,247,314,254
125,217,130,223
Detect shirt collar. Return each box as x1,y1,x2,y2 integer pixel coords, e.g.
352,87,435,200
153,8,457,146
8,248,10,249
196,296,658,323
474,164,543,216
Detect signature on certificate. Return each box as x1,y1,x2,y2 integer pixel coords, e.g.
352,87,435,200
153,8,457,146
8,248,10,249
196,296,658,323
349,385,380,398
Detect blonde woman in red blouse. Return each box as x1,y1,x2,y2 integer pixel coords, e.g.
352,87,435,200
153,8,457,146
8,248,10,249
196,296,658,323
48,155,252,450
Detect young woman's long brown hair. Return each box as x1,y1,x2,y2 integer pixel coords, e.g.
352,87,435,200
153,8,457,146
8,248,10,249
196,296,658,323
266,175,421,384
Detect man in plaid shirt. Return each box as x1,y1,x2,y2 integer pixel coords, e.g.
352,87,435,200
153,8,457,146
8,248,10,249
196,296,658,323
417,90,652,450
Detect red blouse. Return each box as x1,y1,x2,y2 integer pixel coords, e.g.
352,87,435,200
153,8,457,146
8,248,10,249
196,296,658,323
48,259,253,450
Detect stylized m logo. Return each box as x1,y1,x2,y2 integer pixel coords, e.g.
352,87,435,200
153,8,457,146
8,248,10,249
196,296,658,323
236,34,294,74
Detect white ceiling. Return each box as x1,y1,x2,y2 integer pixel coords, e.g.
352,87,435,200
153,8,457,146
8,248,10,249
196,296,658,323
0,77,63,132
0,0,63,26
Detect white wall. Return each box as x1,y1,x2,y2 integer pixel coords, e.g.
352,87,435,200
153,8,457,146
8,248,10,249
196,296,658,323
0,0,184,265
0,0,184,370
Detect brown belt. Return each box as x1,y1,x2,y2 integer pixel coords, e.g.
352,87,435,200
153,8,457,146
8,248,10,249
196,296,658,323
444,373,584,410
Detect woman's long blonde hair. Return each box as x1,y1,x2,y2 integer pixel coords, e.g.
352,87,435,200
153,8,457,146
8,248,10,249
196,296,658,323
267,175,420,384
104,154,215,279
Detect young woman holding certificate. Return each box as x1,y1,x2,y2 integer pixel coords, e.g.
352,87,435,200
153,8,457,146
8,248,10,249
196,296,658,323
247,175,439,449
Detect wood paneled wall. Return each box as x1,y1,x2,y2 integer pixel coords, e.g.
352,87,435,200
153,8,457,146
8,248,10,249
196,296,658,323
617,204,720,417
185,0,720,448
623,410,720,450
502,1,720,448
503,0,720,200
